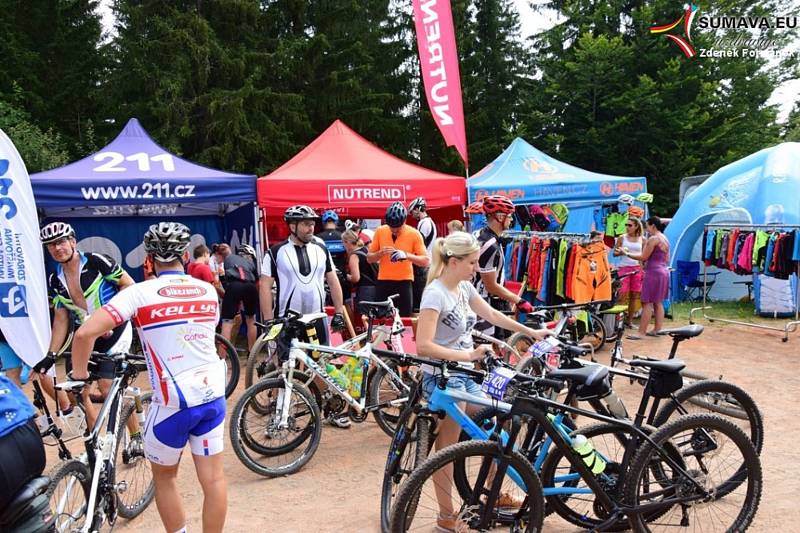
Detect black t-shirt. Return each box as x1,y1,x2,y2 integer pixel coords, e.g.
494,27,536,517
316,230,347,274
353,247,378,288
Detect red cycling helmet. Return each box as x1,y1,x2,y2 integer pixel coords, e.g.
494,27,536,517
481,195,515,215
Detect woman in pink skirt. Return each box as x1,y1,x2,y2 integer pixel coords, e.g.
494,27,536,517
617,216,670,339
613,217,645,327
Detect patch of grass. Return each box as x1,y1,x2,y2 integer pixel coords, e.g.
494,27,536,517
668,299,796,325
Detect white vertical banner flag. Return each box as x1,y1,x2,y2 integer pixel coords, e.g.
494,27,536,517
0,128,51,368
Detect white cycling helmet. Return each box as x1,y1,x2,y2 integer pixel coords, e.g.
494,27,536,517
617,194,635,206
238,244,257,258
143,222,191,263
40,222,76,244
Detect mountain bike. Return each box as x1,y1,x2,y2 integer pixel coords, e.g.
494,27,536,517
229,299,413,477
391,355,763,532
46,352,155,532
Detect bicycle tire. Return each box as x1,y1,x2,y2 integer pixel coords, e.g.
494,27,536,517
506,332,534,364
515,354,544,376
116,392,155,519
623,414,762,532
47,458,92,532
229,377,322,477
215,333,240,398
579,312,606,352
380,416,431,533
390,440,545,533
244,336,278,389
369,361,413,437
653,379,764,454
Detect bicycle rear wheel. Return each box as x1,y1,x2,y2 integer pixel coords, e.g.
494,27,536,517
229,377,322,477
624,414,762,532
47,459,91,533
116,392,155,519
244,336,279,389
390,440,544,533
215,334,240,398
653,380,763,454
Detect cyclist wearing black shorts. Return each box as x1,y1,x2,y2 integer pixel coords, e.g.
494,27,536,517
220,244,259,350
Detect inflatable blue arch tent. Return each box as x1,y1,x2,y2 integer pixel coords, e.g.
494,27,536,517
665,142,800,302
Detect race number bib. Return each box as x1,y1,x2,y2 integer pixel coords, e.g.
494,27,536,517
481,367,516,401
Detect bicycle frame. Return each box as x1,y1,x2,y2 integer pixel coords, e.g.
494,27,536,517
53,357,145,533
274,313,410,428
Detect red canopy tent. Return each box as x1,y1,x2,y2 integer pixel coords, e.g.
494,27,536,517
258,120,466,242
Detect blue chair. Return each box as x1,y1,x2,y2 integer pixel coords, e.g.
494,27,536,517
676,260,718,301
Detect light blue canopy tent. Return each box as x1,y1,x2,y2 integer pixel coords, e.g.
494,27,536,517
665,142,800,301
467,138,647,232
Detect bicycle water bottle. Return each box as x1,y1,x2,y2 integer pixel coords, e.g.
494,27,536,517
572,434,606,474
349,363,364,399
325,363,349,390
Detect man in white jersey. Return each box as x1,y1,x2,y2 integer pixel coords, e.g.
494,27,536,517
409,197,436,313
70,222,227,533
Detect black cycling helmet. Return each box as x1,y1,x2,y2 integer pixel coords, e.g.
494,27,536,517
143,222,191,263
408,197,426,212
238,244,257,258
284,205,319,223
385,202,408,228
40,222,76,244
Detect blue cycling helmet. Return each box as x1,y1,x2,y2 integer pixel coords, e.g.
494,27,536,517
321,210,339,224
385,202,408,228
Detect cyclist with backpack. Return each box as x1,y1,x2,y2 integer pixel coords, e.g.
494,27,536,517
220,244,259,350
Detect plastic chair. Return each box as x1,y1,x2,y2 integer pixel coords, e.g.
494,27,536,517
676,260,718,301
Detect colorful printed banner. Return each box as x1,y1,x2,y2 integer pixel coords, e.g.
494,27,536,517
413,0,468,168
0,129,51,368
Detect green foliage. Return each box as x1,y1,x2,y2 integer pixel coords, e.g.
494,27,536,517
0,89,70,172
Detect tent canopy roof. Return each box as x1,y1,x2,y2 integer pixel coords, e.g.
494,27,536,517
665,142,800,272
257,120,466,217
467,137,646,205
31,118,256,210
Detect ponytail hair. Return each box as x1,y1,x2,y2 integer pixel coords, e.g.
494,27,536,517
426,231,480,285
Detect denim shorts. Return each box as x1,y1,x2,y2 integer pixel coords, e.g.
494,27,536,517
421,372,484,401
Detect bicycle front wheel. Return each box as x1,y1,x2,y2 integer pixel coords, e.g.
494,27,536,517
229,377,322,477
47,458,91,533
116,392,155,519
216,334,240,398
390,440,544,533
369,361,413,437
380,415,431,533
624,414,762,532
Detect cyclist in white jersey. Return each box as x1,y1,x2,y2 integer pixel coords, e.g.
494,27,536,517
70,222,227,533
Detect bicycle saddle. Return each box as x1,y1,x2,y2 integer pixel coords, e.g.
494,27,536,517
358,300,394,317
0,476,50,526
548,364,608,386
657,325,704,340
629,358,686,373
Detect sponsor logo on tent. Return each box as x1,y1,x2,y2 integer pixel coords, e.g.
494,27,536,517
327,184,406,204
474,189,525,201
522,158,558,174
600,182,644,197
158,285,206,299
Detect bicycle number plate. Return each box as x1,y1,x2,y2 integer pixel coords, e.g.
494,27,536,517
482,367,516,400
265,324,283,341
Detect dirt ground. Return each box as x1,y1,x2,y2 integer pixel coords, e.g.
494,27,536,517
44,320,800,532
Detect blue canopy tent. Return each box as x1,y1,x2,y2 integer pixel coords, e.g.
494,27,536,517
31,118,259,279
467,138,647,232
665,142,800,303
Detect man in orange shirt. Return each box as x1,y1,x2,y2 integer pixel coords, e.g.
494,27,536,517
367,202,431,316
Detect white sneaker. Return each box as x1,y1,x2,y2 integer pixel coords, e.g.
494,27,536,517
326,414,352,429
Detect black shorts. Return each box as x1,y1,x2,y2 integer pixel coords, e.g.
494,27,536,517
221,281,259,320
377,280,413,317
65,354,116,380
0,419,46,512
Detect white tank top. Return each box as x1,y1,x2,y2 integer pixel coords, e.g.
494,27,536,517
618,235,643,267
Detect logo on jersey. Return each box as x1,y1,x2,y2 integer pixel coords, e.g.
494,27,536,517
0,283,27,317
158,285,206,299
149,302,216,319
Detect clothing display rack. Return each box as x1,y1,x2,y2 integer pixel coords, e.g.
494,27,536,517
689,223,800,342
503,230,591,241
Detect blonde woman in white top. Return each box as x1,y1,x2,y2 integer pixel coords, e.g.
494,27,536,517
613,217,645,327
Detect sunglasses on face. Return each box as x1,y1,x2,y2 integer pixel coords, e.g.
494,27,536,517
626,223,636,227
